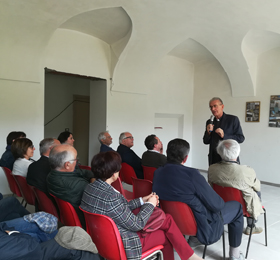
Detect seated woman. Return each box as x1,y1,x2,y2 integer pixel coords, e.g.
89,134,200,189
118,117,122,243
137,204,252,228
80,151,202,260
11,138,35,177
57,131,75,146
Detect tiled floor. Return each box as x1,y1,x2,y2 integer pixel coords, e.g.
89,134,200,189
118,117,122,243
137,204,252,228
174,178,280,260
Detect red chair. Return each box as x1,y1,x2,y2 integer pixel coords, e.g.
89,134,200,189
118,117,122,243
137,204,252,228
212,184,267,259
131,177,153,198
119,163,137,185
79,165,91,171
142,166,157,182
50,194,82,228
32,187,60,220
80,208,164,260
160,200,225,260
2,167,23,202
112,177,134,200
13,175,36,207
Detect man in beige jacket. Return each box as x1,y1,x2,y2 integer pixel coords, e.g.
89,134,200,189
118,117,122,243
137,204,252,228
208,139,263,235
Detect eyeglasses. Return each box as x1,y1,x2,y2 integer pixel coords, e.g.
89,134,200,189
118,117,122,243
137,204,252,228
29,145,34,149
68,158,79,164
124,136,134,140
209,104,222,109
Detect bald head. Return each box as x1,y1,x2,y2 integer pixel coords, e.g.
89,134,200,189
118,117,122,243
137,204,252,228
49,144,77,171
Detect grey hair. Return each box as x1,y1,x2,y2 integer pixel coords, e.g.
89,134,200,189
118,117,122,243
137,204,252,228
209,97,223,105
39,138,56,155
98,131,108,144
49,145,76,170
216,139,240,161
119,132,127,144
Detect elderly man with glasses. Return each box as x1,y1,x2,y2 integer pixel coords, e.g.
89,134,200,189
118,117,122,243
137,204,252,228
47,144,95,228
117,132,144,179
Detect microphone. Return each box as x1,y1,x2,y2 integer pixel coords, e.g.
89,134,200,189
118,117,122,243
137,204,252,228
209,115,214,132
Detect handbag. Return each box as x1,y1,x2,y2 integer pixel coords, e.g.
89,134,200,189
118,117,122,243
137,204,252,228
133,207,166,236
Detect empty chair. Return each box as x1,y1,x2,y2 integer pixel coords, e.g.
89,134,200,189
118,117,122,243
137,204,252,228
2,167,23,200
212,184,267,259
142,166,157,182
13,175,36,208
160,199,225,260
119,163,137,185
131,177,153,198
50,194,82,228
32,187,60,220
80,208,164,260
111,177,134,200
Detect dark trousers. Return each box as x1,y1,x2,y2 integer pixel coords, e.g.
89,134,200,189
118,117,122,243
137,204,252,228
221,201,244,248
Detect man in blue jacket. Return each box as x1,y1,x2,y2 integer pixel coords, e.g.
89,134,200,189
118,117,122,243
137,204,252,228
153,138,244,260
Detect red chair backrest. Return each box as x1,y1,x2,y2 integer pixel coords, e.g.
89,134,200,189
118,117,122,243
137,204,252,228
111,177,134,200
13,175,36,205
79,165,91,170
119,163,137,185
212,184,250,217
32,187,60,220
132,177,153,198
160,200,197,236
80,208,127,260
2,167,22,197
50,194,82,227
142,166,157,182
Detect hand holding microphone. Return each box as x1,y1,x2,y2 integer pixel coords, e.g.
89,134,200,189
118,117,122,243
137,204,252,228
207,115,214,134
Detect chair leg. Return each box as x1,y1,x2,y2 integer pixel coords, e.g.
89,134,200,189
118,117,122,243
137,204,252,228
263,208,267,246
21,198,24,204
202,245,207,259
24,201,27,208
245,218,254,259
222,230,226,260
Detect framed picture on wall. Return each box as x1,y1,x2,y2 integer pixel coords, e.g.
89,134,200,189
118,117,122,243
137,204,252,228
245,101,260,122
269,95,280,127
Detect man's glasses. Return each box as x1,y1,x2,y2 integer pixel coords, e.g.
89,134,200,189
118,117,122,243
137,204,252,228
124,136,134,140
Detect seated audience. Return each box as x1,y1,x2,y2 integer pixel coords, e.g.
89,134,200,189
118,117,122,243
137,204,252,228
0,213,100,260
27,138,60,193
80,151,203,260
98,131,114,152
57,131,75,146
117,132,143,179
142,134,167,168
47,144,95,228
11,138,35,177
0,131,26,170
153,139,244,260
208,139,264,235
0,194,30,222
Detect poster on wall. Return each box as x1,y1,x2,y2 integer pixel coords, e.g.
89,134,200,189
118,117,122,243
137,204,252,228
269,95,280,127
245,101,260,122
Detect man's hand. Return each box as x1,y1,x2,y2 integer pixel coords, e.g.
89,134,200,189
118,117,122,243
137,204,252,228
207,124,214,134
215,128,224,138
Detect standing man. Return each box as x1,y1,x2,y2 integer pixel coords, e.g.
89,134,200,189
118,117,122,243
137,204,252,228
142,134,167,168
117,132,143,179
98,131,114,152
203,97,245,165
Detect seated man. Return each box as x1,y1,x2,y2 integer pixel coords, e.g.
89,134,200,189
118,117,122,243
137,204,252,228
0,131,26,170
47,144,95,228
142,134,167,168
27,138,60,193
208,139,264,235
117,132,143,179
98,131,114,152
153,138,244,260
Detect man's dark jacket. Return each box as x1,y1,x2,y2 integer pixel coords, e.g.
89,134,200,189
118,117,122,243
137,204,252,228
0,145,15,170
203,112,245,165
153,162,225,245
27,156,51,193
100,143,114,152
117,144,143,179
142,150,167,168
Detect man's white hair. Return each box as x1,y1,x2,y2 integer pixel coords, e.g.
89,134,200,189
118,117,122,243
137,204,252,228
216,139,240,161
